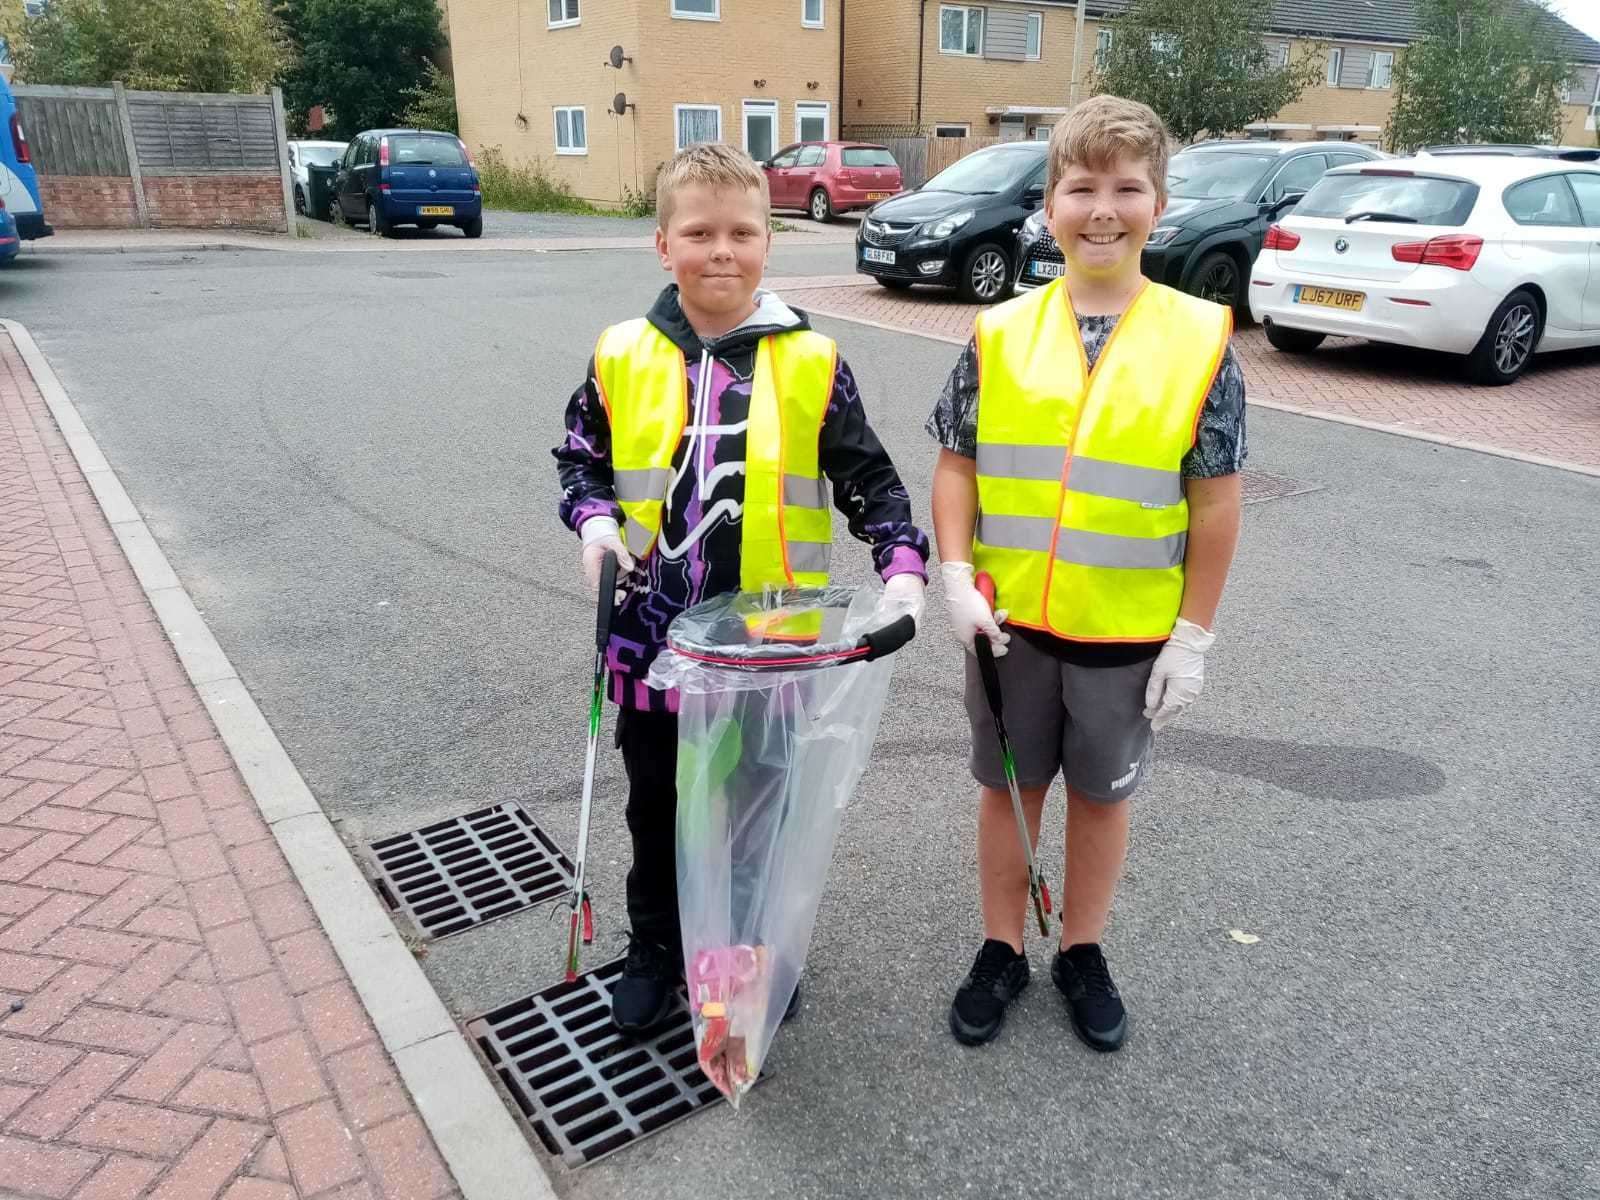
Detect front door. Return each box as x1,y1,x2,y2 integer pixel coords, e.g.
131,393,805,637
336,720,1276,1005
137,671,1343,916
743,101,778,168
766,145,801,207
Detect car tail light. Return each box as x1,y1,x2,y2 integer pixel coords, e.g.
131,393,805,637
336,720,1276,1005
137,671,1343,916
1391,234,1482,271
379,136,390,167
1263,224,1301,251
10,114,29,165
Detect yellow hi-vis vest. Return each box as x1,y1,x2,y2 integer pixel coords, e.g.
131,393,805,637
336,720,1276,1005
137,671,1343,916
972,279,1231,642
593,318,837,592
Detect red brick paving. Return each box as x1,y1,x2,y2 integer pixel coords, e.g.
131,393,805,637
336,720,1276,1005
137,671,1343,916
770,281,1600,469
0,332,462,1199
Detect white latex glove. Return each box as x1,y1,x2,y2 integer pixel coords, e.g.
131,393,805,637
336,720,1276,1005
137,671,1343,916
875,572,926,629
579,516,635,605
1142,618,1216,731
939,561,1010,657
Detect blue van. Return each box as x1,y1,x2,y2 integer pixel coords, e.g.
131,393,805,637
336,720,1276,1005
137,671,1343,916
330,128,482,238
0,71,52,241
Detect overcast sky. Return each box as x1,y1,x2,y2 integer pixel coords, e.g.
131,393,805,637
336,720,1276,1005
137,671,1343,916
1550,0,1600,42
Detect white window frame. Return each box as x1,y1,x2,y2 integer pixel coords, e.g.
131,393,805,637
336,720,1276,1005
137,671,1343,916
674,103,723,150
1326,47,1344,87
802,0,824,29
795,100,831,143
934,123,970,138
1095,28,1113,69
1025,12,1042,60
1368,50,1394,89
742,99,778,161
671,0,720,20
547,0,579,28
554,106,587,155
1588,73,1600,131
939,5,984,56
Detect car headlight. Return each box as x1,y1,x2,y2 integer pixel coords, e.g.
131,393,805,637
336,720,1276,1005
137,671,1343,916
1146,226,1182,247
1020,210,1047,242
922,210,974,239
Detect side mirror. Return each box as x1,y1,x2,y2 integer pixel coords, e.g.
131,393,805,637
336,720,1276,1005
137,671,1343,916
1023,184,1045,205
1271,189,1307,214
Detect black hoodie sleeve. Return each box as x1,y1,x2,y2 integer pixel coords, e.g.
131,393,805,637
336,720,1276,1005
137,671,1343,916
819,357,931,580
552,356,625,534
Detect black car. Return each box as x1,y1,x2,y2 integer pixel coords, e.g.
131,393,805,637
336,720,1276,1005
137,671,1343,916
856,141,1046,303
1016,139,1382,311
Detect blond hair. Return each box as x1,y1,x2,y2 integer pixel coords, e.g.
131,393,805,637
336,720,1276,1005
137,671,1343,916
655,142,771,229
1046,95,1172,203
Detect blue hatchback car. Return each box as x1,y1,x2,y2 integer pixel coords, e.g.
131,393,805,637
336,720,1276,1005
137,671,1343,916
330,128,482,238
0,70,51,242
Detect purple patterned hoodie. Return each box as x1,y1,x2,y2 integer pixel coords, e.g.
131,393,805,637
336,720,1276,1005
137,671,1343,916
554,284,929,712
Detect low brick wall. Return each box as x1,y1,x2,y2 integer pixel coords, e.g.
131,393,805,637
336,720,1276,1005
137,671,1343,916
36,172,287,231
38,175,140,229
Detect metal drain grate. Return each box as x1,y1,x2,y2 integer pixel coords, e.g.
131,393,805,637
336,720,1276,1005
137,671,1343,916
1241,469,1322,505
469,957,755,1167
367,803,573,939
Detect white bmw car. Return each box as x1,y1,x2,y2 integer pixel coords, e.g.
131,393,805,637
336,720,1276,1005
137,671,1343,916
1248,148,1600,384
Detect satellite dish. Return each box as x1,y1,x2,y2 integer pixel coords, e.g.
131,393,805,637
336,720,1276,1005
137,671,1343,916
608,45,632,69
612,92,631,116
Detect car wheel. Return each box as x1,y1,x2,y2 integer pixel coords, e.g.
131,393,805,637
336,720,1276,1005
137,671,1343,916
959,243,1011,304
460,216,484,239
809,188,833,223
1466,289,1541,385
1191,249,1243,312
1262,319,1326,354
293,186,306,216
876,278,912,291
367,199,392,237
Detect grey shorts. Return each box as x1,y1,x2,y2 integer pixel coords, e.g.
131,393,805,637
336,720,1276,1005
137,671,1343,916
963,631,1157,801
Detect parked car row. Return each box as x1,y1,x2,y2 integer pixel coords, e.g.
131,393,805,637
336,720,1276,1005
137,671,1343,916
295,129,484,238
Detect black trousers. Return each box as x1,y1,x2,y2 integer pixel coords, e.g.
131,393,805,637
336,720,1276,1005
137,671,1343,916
615,707,681,952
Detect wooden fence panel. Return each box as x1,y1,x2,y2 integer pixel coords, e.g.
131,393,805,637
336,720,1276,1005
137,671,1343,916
128,96,279,173
14,94,127,176
870,135,1003,189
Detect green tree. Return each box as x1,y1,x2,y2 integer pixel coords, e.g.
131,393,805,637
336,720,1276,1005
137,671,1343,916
3,0,285,92
1385,0,1571,151
398,59,457,134
285,0,442,138
1092,0,1325,144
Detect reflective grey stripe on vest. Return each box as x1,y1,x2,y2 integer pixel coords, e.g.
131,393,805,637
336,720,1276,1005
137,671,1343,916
979,516,1185,570
613,467,672,503
623,516,656,556
1057,528,1186,570
979,444,1181,508
787,542,832,574
783,474,828,509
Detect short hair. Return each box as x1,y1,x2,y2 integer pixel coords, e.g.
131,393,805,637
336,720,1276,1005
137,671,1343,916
1046,95,1172,203
655,142,771,229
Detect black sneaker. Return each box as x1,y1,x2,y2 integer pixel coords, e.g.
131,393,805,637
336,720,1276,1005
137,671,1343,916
949,939,1030,1046
1051,943,1127,1052
611,935,678,1033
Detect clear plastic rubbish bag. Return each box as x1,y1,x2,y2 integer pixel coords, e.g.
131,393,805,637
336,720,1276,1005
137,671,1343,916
647,585,918,1107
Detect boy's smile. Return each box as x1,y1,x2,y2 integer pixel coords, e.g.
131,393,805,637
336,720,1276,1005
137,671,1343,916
655,182,772,339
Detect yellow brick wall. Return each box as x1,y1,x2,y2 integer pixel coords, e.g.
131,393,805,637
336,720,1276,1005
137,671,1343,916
1265,41,1397,142
1559,103,1599,147
919,4,1085,136
842,0,922,128
449,0,839,207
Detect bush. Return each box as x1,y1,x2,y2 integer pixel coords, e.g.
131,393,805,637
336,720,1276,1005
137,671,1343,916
399,59,457,134
475,146,596,213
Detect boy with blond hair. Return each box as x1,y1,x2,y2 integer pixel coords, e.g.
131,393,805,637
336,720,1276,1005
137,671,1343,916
928,96,1247,1050
554,142,928,1032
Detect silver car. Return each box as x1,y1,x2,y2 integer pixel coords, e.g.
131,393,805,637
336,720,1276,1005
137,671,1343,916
287,139,347,217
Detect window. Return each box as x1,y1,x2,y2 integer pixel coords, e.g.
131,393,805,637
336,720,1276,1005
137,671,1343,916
796,145,826,167
1326,47,1343,86
1267,41,1289,70
934,124,970,138
675,104,721,150
1297,173,1478,225
1368,50,1393,89
743,100,777,162
1326,152,1368,168
1266,154,1327,202
770,146,801,169
1151,33,1177,60
1566,172,1600,225
796,101,830,143
554,107,587,154
1504,175,1582,226
1591,73,1600,127
802,0,823,27
1025,12,1042,60
391,133,467,166
1095,29,1113,69
843,147,897,168
1031,125,1052,140
672,0,718,18
940,5,984,56
547,0,578,26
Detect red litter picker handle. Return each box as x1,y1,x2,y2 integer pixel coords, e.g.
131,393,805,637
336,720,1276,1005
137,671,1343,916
975,572,997,612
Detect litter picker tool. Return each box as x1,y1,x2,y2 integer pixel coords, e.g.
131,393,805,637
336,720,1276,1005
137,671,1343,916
564,550,618,981
973,571,1053,939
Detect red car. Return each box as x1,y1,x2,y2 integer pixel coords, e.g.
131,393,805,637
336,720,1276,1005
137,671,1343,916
762,141,903,223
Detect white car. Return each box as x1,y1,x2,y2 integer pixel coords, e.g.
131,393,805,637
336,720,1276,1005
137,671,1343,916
1248,149,1600,384
287,139,347,217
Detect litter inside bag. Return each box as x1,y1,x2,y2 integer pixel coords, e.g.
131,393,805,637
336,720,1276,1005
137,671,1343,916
648,585,912,1106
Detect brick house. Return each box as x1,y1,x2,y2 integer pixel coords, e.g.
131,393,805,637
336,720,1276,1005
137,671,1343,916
445,0,842,207
841,0,1600,147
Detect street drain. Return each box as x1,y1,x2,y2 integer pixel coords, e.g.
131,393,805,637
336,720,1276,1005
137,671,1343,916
1241,469,1322,505
367,803,573,939
468,957,757,1167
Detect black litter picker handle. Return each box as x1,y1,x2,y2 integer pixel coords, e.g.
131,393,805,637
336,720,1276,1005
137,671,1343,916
860,613,916,662
973,570,1004,712
596,551,619,650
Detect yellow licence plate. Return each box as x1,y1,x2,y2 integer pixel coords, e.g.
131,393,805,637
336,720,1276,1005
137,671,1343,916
419,205,454,216
867,192,890,200
1294,285,1364,311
